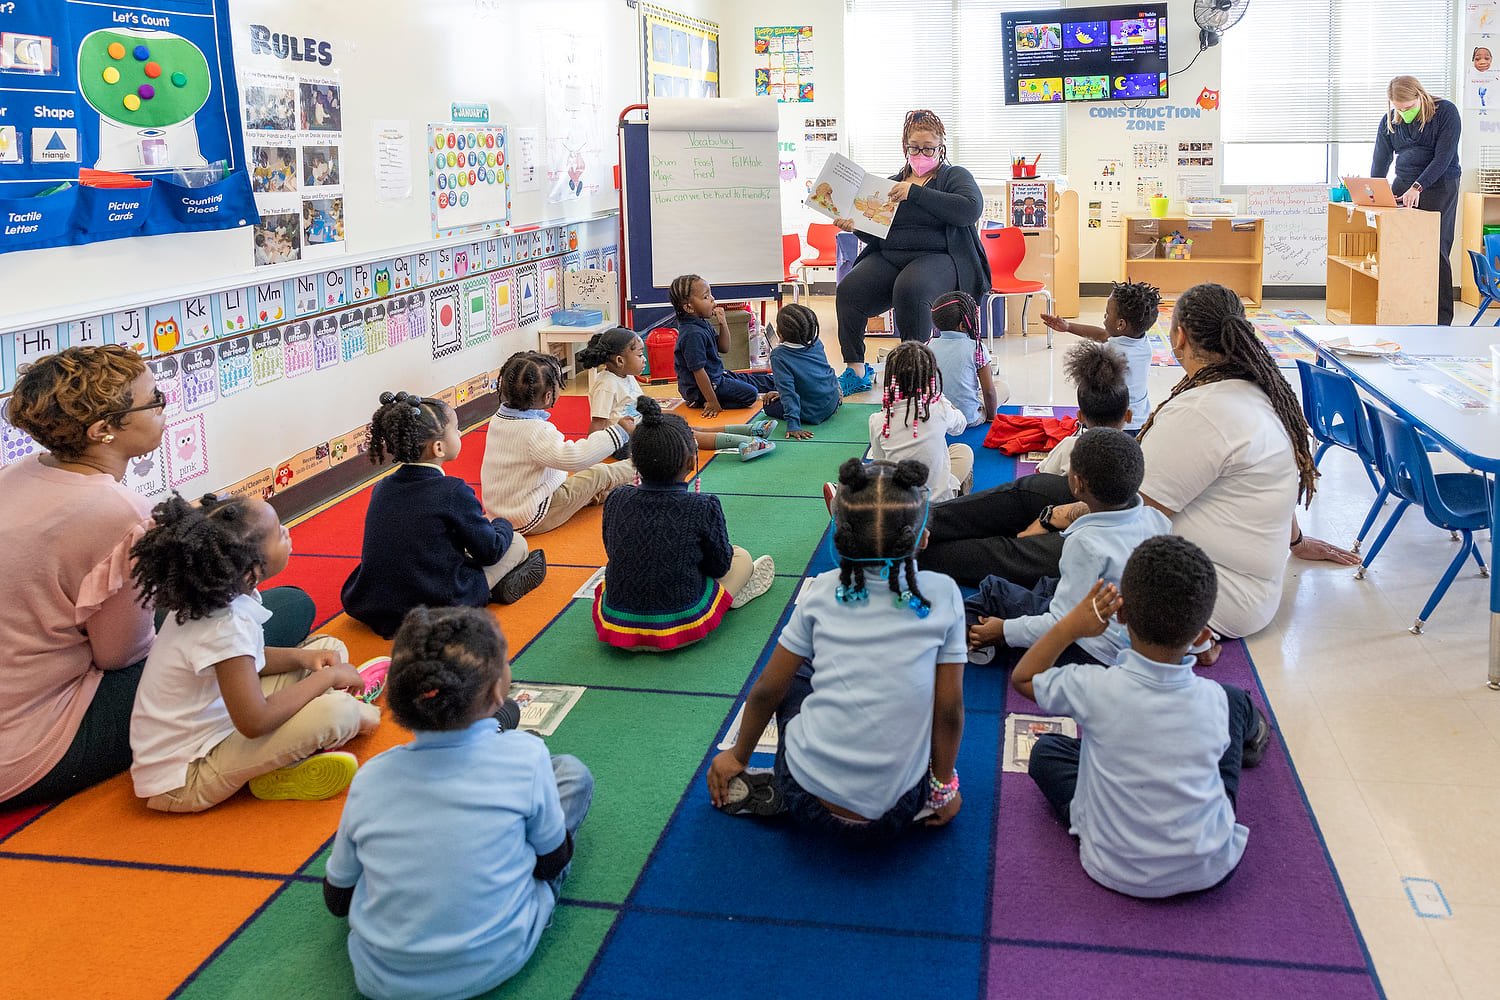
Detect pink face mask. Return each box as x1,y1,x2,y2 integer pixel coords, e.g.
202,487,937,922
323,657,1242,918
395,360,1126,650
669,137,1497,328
907,153,939,176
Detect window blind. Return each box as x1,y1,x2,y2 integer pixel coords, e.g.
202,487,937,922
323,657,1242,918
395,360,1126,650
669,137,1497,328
1222,0,1454,144
846,0,1065,178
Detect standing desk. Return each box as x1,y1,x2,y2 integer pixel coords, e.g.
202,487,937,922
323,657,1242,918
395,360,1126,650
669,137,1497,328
1292,325,1500,689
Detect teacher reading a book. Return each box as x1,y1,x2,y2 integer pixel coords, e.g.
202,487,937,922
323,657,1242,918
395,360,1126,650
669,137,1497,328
832,109,991,396
1372,75,1461,325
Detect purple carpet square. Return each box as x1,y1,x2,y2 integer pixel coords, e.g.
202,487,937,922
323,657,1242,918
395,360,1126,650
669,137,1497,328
984,943,1381,1000
989,641,1372,969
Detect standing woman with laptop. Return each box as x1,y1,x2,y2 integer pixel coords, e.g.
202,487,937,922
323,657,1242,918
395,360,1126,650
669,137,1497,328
1372,75,1462,325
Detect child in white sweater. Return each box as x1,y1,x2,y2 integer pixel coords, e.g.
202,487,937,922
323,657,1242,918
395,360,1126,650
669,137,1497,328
482,351,636,535
868,342,971,501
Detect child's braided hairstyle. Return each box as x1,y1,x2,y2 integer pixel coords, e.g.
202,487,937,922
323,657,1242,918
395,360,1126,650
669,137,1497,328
1108,279,1162,336
367,391,449,465
1138,283,1318,504
668,274,702,318
630,395,696,484
930,290,984,367
574,327,638,371
131,493,270,623
831,458,932,613
773,303,820,346
499,351,566,410
387,606,507,732
881,341,943,435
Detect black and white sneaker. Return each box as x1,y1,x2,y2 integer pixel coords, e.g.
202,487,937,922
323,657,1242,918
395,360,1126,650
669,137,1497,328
492,550,547,605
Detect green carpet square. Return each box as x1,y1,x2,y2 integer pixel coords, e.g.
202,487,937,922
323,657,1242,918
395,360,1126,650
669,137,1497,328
801,402,879,443
512,578,795,695
699,440,866,497
177,880,614,1000
716,495,831,576
543,689,735,903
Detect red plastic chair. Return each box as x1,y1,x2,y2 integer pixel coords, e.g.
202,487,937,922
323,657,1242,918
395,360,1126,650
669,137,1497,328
804,223,840,270
782,232,807,303
980,226,1054,352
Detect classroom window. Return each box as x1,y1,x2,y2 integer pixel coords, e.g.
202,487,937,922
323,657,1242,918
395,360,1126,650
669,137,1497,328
846,0,1066,179
1220,0,1454,184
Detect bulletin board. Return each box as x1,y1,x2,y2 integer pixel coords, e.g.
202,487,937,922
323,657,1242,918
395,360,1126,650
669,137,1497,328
1,0,634,332
640,5,719,100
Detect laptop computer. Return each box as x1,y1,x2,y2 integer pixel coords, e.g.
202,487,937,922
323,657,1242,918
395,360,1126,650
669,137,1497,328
1341,176,1400,208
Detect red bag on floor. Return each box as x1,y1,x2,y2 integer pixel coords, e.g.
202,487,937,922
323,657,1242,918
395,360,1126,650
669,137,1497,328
982,413,1079,455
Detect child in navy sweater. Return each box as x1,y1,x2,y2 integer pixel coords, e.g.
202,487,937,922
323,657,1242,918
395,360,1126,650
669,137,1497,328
763,303,841,439
672,274,778,418
593,396,776,651
343,392,545,639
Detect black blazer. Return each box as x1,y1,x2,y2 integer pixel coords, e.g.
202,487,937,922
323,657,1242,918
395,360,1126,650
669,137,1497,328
853,162,992,300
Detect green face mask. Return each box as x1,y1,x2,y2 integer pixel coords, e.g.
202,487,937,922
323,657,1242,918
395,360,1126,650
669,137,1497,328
1398,105,1421,124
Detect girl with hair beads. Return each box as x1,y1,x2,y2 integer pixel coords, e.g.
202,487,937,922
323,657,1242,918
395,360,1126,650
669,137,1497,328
927,290,1003,428
129,495,379,812
868,341,971,501
708,459,966,841
482,351,636,536
576,327,776,461
342,391,546,640
593,396,776,650
1042,279,1160,432
325,607,594,1000
764,303,841,439
670,274,778,417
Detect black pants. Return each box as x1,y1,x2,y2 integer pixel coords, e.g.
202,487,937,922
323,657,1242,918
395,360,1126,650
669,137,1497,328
2,586,317,810
1028,682,1257,827
835,250,959,364
1400,178,1458,325
919,473,1076,587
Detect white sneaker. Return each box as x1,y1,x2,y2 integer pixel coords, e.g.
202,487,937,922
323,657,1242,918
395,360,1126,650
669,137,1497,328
731,555,776,608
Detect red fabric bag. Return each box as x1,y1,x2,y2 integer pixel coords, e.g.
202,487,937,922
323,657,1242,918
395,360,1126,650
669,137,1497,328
982,413,1079,455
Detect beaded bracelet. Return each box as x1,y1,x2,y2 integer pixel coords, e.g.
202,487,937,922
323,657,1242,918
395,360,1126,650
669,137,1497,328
927,767,959,811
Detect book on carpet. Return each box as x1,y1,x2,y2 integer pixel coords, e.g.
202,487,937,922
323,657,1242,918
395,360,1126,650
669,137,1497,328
572,565,608,599
805,152,897,238
717,701,779,755
511,683,586,736
1003,713,1078,773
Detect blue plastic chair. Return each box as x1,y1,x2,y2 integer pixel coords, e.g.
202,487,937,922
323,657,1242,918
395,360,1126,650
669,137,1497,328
1357,406,1492,633
1467,249,1500,326
1295,361,1388,552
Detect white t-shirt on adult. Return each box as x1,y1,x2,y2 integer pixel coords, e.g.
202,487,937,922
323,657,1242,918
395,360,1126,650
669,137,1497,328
130,592,271,798
1139,379,1297,638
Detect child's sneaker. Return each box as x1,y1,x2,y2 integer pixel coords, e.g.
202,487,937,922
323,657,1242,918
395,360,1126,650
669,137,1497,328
1241,707,1272,769
493,550,548,604
737,438,776,462
731,555,776,608
354,657,390,704
751,419,778,438
721,768,784,817
248,752,358,802
968,645,996,666
823,482,837,514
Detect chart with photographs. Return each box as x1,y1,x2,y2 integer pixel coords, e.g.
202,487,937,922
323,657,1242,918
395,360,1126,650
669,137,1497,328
241,68,346,266
427,124,510,240
641,4,719,99
1468,2,1498,112
753,25,813,103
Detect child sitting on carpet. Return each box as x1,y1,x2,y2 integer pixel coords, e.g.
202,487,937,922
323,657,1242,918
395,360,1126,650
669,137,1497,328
129,494,379,813
1013,536,1271,898
482,351,635,536
342,391,546,640
927,291,1003,429
325,606,594,1000
764,303,841,439
967,428,1168,666
593,396,776,651
1035,341,1133,478
869,342,972,501
708,458,966,842
672,274,778,418
576,327,776,461
1041,279,1160,433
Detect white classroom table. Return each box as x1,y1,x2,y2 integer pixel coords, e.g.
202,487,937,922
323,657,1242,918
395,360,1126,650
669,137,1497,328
1292,325,1500,689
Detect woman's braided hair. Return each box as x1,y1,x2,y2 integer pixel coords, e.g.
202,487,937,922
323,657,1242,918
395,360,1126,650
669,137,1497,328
387,606,507,731
899,109,948,178
831,457,932,613
368,391,449,465
131,493,270,623
1138,283,1318,504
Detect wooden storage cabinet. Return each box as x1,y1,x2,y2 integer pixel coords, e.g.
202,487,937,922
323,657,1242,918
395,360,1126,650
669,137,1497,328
1459,192,1500,307
1120,216,1263,305
1325,203,1437,325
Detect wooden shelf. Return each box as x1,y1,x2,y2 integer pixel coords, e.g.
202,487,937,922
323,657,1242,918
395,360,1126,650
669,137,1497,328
1460,192,1500,307
1129,256,1260,265
1120,216,1263,303
1325,202,1437,325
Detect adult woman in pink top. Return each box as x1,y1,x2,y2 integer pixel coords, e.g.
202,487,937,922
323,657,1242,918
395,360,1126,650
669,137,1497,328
0,347,316,809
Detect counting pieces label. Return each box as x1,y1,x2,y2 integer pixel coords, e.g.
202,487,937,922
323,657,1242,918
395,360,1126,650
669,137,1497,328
217,336,253,396
282,321,315,377
385,297,410,347
181,346,218,411
146,355,183,418
251,326,284,384
406,289,430,341
312,316,340,370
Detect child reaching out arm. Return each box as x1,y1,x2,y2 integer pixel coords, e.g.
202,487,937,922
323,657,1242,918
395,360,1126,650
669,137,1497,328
1040,280,1160,433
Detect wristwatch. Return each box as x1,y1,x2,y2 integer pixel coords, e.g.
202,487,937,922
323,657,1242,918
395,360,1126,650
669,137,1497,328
1039,505,1064,532
1410,181,1423,193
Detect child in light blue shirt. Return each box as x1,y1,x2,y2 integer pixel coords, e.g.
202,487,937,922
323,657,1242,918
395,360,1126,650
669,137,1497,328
1042,279,1160,432
1012,536,1271,899
325,607,593,1000
926,291,1003,428
968,428,1168,665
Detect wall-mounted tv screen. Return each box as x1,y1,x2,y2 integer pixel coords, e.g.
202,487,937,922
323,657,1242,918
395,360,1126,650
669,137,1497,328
1001,4,1169,105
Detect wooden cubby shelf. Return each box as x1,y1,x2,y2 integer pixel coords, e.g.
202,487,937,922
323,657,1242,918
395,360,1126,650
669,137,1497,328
1121,215,1264,306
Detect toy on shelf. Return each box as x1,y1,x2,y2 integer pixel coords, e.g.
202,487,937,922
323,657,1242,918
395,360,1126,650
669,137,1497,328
1163,231,1193,260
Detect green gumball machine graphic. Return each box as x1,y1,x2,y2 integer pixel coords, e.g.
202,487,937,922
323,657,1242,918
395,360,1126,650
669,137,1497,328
77,27,211,170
